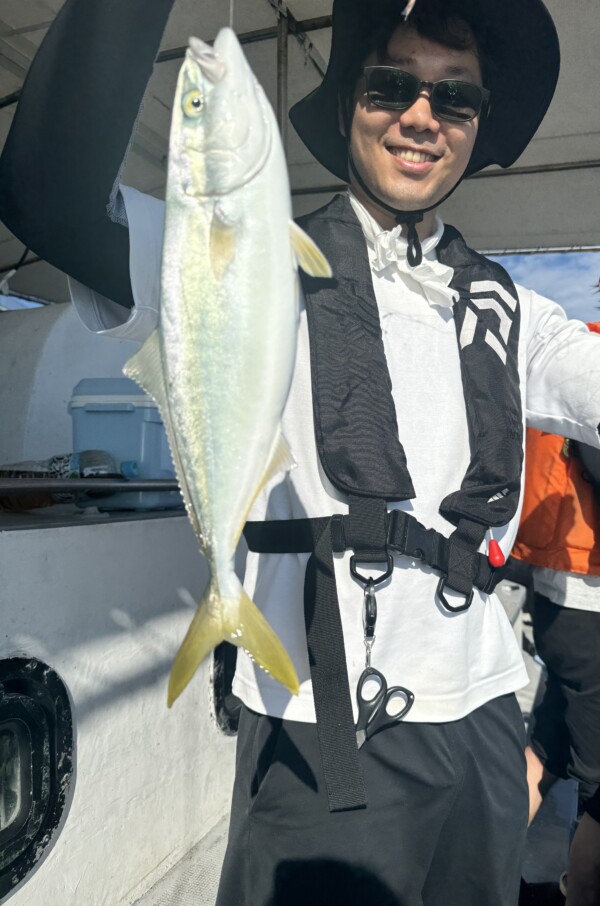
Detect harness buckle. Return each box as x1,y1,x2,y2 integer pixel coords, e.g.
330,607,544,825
387,510,439,565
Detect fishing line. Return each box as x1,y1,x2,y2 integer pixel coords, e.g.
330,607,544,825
229,0,235,29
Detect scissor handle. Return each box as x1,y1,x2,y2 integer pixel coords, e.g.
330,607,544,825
357,668,415,742
366,684,415,740
356,666,387,733
381,685,415,724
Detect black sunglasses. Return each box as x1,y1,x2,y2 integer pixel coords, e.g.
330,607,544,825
363,66,490,123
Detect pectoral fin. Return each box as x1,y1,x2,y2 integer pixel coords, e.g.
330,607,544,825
235,431,296,544
262,432,296,484
289,221,332,278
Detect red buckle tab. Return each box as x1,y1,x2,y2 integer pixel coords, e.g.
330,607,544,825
488,539,505,568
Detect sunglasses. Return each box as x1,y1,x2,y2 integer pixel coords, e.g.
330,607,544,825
363,66,490,123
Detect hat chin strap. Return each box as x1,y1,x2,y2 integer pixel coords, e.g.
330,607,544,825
347,151,465,268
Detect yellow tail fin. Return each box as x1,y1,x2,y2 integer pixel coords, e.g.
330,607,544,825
168,581,299,706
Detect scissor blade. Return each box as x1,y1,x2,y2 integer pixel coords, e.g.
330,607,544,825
356,728,367,749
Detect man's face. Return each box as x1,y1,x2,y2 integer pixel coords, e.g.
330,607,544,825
348,24,483,234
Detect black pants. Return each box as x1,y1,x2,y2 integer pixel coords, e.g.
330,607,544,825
530,593,600,804
216,694,528,906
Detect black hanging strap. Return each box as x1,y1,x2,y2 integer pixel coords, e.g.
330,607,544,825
304,521,367,812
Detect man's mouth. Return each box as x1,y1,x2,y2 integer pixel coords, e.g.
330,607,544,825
386,147,439,163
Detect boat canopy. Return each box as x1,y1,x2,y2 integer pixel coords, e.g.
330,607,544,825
0,0,598,302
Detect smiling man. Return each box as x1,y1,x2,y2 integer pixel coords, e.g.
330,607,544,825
347,26,485,231
1,0,600,904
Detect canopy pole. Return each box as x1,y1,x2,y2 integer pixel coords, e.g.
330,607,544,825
276,7,289,148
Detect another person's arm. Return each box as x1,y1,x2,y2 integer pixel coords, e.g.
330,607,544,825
524,293,600,444
0,0,176,309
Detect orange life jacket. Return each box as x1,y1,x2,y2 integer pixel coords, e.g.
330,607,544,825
512,323,600,574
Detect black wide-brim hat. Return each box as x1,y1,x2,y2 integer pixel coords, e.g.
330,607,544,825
289,0,560,181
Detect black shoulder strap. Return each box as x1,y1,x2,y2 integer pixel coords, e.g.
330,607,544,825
437,225,523,528
298,195,415,501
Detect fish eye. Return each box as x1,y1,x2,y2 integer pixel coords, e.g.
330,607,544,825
182,89,204,118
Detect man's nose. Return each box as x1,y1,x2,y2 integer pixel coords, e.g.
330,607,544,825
398,92,440,133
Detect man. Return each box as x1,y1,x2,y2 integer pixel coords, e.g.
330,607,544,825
0,1,599,904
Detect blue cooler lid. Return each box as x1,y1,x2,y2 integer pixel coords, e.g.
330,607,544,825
71,377,147,397
69,377,154,411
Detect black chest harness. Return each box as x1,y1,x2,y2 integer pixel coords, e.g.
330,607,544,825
244,195,523,812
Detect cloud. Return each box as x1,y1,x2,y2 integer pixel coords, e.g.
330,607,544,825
490,252,600,324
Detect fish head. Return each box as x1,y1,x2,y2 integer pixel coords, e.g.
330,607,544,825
168,27,273,200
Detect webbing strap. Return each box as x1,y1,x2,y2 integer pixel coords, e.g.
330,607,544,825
446,519,489,595
344,496,388,560
304,522,367,811
244,511,501,595
244,516,330,554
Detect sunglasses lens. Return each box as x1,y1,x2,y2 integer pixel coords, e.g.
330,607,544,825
364,68,485,123
431,81,483,122
365,68,418,109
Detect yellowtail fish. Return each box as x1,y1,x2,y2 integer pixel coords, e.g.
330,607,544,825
124,28,330,706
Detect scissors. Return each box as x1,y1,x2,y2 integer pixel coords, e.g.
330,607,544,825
356,666,415,749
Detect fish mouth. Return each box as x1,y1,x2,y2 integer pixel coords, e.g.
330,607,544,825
188,37,226,84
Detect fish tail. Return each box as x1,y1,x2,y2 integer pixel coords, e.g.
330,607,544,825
167,578,299,707
229,586,300,695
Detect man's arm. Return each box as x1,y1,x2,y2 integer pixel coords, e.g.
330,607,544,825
0,0,176,309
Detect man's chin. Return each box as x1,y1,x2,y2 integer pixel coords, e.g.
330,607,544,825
380,189,438,215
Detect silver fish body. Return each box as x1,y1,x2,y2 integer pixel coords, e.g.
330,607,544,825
125,28,329,705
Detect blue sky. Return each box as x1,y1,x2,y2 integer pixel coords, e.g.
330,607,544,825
490,251,600,324
0,293,43,310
